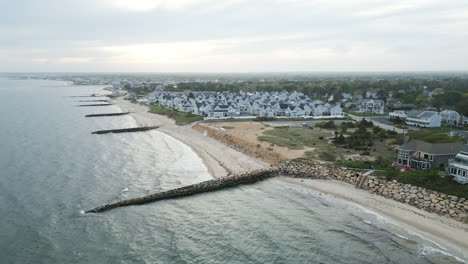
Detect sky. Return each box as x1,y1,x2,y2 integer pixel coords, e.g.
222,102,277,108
1,0,468,72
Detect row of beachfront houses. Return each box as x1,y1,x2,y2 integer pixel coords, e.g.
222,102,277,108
135,91,345,119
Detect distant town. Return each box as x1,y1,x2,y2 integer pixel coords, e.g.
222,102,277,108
6,72,468,185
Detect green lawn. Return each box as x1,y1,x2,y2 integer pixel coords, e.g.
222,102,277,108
148,104,203,125
421,125,457,133
373,169,468,199
258,126,329,150
349,112,388,117
258,126,398,164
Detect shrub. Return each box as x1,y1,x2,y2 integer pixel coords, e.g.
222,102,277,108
316,121,336,129
319,151,337,162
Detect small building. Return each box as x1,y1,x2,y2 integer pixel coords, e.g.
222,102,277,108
389,110,407,120
397,139,464,170
447,145,468,184
405,110,441,128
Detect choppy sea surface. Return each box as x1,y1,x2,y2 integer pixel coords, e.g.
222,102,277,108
0,77,466,264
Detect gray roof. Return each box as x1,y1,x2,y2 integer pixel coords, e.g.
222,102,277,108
399,140,464,154
460,145,468,155
407,110,424,118
419,111,438,120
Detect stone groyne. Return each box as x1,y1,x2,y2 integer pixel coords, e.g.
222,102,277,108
78,104,113,107
86,168,278,213
91,126,160,135
85,161,468,223
78,100,110,103
85,112,130,117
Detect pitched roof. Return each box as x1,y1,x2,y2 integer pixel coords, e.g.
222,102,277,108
399,140,464,154
407,110,424,118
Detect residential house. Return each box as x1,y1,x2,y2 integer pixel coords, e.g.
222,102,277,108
365,91,378,99
447,145,468,184
440,110,461,126
389,110,407,120
397,139,464,170
405,110,441,128
358,99,385,114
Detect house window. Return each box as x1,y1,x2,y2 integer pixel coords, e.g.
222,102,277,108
429,155,433,161
463,170,466,177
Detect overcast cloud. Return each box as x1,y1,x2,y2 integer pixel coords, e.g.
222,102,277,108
1,0,468,72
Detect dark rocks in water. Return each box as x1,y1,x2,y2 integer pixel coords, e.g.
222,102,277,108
78,104,113,107
85,112,130,117
91,126,160,135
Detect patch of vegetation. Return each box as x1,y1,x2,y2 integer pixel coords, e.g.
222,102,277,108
336,157,394,170
149,104,203,125
257,135,303,150
222,126,234,129
421,125,456,133
315,120,336,129
331,120,402,151
349,112,388,117
254,116,276,121
373,169,468,199
318,151,337,162
258,126,325,149
407,130,463,143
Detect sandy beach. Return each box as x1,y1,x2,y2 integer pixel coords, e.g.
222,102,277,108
111,97,468,259
111,97,269,178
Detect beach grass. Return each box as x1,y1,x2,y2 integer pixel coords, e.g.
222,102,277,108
148,104,203,125
407,130,463,143
257,126,328,150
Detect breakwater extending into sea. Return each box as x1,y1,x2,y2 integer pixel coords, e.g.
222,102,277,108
86,161,468,223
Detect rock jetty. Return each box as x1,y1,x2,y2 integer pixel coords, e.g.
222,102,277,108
78,104,113,107
85,161,468,223
91,126,160,135
85,112,130,117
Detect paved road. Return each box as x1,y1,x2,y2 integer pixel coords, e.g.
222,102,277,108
348,114,406,134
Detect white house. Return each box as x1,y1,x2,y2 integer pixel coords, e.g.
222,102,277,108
358,99,385,114
405,110,441,128
389,110,407,120
440,110,461,126
447,145,468,184
329,105,344,117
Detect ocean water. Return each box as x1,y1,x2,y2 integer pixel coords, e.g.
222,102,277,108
0,77,466,264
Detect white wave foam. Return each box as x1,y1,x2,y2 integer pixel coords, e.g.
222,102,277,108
395,234,409,240
79,210,85,215
418,245,467,263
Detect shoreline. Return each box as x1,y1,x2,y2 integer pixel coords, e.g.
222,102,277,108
279,178,468,259
110,97,269,178
110,96,468,260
